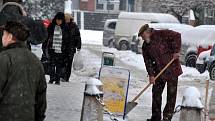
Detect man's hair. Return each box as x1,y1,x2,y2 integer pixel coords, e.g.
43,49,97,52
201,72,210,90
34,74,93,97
3,21,30,41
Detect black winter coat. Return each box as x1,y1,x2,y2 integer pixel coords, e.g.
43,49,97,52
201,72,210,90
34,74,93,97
42,21,81,56
0,42,47,121
68,21,81,50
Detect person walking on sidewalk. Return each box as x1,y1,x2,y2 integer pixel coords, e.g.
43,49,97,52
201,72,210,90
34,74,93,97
63,13,82,82
0,21,47,121
139,24,183,121
42,12,74,85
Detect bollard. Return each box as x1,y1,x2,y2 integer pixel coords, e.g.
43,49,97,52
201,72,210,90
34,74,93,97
179,87,204,121
81,78,103,121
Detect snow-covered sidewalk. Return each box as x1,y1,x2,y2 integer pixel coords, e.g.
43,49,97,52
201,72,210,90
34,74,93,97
45,77,85,121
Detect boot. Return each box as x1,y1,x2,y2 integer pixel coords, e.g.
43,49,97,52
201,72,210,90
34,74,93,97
55,81,60,85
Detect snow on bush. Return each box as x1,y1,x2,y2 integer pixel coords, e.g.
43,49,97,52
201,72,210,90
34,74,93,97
181,86,204,108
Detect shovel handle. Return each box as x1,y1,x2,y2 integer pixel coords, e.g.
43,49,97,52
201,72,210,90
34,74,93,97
131,58,175,102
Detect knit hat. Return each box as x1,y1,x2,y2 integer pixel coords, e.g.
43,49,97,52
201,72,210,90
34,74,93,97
54,12,65,20
138,24,153,36
0,21,30,41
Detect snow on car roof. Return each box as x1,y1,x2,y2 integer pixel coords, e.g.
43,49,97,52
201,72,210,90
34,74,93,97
148,23,193,33
118,12,180,23
181,28,215,46
196,25,215,29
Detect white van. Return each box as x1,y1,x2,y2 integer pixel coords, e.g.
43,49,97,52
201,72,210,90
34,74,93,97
103,19,117,47
114,12,180,50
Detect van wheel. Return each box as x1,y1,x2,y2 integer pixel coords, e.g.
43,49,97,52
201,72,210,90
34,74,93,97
210,63,215,80
185,53,197,67
119,41,129,50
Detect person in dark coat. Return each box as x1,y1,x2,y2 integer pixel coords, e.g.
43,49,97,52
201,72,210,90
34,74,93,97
42,12,76,84
139,24,183,121
63,13,82,82
0,21,47,121
0,1,48,51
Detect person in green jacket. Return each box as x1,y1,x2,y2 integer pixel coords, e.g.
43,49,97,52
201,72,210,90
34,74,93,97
0,21,47,121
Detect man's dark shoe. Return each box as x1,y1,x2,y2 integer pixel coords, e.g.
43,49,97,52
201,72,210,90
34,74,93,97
48,81,53,84
55,81,60,85
60,78,66,82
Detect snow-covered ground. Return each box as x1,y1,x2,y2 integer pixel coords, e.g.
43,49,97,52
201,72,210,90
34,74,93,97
31,30,214,121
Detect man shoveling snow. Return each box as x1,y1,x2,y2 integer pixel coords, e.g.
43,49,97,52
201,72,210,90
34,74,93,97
139,24,182,121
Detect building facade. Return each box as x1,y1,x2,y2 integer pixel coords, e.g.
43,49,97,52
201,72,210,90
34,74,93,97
79,0,134,12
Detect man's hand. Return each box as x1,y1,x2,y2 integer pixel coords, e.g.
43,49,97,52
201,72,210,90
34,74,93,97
173,53,180,60
149,76,155,84
210,119,215,121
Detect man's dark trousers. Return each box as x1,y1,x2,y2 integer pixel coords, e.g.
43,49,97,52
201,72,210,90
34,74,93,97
63,54,74,82
151,77,178,121
49,53,64,84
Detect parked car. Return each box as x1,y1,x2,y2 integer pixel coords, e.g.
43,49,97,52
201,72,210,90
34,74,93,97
196,49,211,73
206,44,215,80
103,19,117,47
181,28,215,67
114,12,180,50
130,23,193,54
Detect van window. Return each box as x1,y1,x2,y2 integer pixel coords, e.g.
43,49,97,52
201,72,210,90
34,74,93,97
108,22,116,30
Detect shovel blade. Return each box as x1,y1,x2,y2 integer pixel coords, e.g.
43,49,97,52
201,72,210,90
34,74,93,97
125,102,138,115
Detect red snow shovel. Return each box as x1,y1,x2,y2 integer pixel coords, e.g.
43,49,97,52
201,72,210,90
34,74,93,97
125,58,175,115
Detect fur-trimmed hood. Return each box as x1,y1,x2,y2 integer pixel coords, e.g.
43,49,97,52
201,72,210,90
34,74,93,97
1,2,26,16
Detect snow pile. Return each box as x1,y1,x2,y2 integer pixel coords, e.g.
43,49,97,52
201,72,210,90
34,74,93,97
181,87,204,108
80,30,103,45
31,44,42,59
179,65,209,80
102,47,145,70
87,78,103,86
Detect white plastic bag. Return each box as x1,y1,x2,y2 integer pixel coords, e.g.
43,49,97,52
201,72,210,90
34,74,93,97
73,51,84,71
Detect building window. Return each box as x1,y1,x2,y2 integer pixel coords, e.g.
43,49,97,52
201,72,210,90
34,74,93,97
119,0,126,10
96,0,104,9
107,3,114,10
